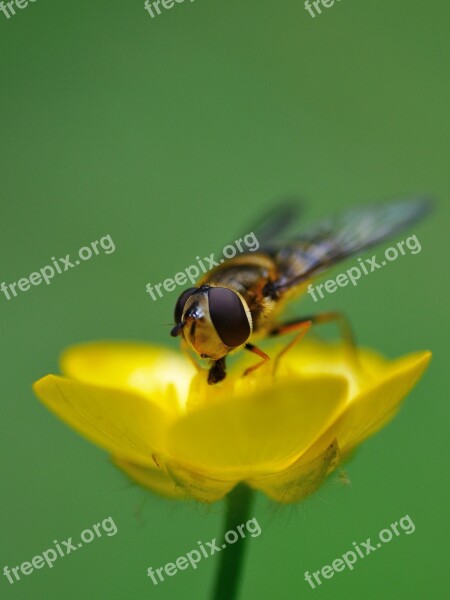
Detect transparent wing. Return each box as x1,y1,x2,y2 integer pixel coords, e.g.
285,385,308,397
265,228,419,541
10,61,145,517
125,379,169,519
239,198,303,248
268,197,433,292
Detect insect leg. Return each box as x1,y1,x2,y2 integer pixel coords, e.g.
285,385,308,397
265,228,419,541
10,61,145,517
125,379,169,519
268,319,313,374
293,312,357,347
301,311,362,371
208,357,227,385
242,343,271,377
270,311,360,371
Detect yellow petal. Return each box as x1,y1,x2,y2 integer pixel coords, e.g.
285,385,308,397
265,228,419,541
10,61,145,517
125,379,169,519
165,463,237,503
330,351,431,452
113,457,236,503
112,457,185,500
33,375,168,466
247,440,339,504
276,339,389,397
60,342,195,414
167,376,348,479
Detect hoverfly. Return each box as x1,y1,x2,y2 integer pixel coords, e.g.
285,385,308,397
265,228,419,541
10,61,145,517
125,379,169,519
170,198,432,384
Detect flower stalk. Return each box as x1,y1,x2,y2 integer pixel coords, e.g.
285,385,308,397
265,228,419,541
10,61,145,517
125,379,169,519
211,484,254,600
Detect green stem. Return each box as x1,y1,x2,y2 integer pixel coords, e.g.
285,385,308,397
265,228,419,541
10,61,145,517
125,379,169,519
210,484,254,600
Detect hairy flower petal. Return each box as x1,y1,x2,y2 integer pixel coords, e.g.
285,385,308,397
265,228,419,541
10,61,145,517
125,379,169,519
331,351,431,453
112,457,185,499
33,340,431,504
60,342,194,414
34,375,168,466
166,376,348,478
247,440,339,504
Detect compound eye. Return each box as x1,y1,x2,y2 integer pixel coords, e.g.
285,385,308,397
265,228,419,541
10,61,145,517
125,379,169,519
208,287,251,347
174,288,197,324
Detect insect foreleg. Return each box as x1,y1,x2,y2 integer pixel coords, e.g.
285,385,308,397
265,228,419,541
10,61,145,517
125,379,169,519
242,343,271,377
208,357,227,385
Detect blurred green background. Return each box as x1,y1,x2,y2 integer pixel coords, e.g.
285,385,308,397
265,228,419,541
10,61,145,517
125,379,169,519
0,0,448,598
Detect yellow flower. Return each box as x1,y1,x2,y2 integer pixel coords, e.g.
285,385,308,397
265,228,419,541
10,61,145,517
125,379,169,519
33,340,430,504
